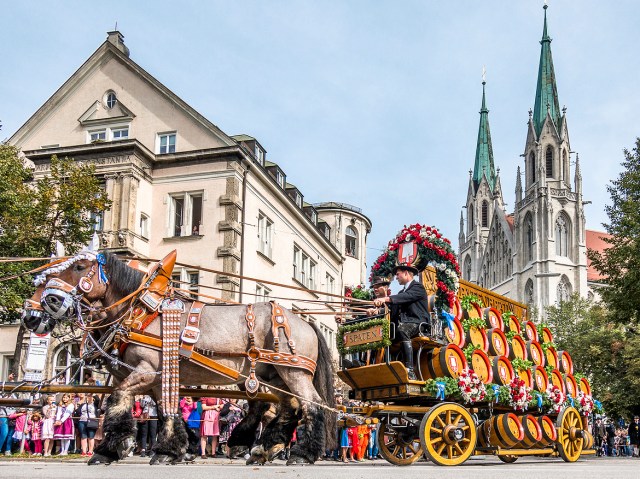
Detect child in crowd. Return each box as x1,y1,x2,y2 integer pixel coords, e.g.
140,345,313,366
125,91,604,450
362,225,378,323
41,395,56,457
200,397,221,458
367,423,379,460
53,394,75,455
27,411,43,456
10,409,30,454
346,425,359,462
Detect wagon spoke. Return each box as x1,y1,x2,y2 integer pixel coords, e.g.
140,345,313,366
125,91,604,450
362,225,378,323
454,443,464,455
446,445,454,458
430,426,443,434
436,442,446,456
460,437,471,444
407,444,418,455
430,436,443,445
446,410,452,425
436,415,446,428
392,445,400,457
452,413,462,425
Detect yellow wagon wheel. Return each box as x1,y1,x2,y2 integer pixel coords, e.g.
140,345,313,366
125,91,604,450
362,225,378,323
555,407,584,462
419,402,477,466
377,415,423,466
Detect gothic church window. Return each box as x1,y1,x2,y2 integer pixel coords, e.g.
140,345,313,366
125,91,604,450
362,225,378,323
468,205,474,234
464,256,471,281
562,149,567,181
530,152,536,184
482,201,488,227
524,214,533,262
546,146,553,178
555,214,569,257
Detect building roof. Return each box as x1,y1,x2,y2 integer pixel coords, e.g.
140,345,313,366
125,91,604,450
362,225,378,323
586,229,612,282
472,81,496,192
533,5,562,137
505,214,515,233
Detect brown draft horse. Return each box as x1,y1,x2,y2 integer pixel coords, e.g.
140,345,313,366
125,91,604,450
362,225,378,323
22,251,336,465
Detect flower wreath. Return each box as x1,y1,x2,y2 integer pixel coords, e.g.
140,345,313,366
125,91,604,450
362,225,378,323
546,385,566,414
508,377,532,411
575,391,594,416
457,369,486,403
370,224,460,313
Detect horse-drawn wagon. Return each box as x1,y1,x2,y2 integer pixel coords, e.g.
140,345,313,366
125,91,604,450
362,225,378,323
335,224,597,466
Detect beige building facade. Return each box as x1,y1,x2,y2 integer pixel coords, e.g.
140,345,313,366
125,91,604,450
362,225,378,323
5,31,371,380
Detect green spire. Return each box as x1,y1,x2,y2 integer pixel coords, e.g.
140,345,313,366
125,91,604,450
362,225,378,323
533,4,561,137
472,80,496,191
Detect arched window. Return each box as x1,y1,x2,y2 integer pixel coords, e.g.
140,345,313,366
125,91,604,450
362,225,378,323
529,151,536,184
464,256,472,281
557,275,572,303
481,201,488,228
345,225,358,258
555,213,569,257
562,149,567,181
468,205,474,233
525,279,534,305
524,214,534,262
546,146,553,178
52,343,85,385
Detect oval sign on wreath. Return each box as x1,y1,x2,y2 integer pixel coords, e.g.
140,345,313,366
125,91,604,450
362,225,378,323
371,223,461,315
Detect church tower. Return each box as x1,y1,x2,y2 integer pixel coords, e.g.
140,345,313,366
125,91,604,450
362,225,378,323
512,4,587,312
459,77,507,286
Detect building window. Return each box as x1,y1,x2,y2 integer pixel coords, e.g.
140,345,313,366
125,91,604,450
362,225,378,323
308,260,316,290
90,211,103,232
555,214,569,257
89,130,106,142
530,151,536,184
325,273,335,301
345,226,358,258
546,146,553,178
295,192,302,208
464,256,472,281
52,343,86,385
258,212,273,258
112,128,129,140
557,275,572,303
158,132,176,154
276,170,285,188
255,145,264,166
481,201,488,228
293,245,315,289
140,213,149,239
188,272,199,296
468,205,474,233
256,283,271,302
524,214,533,262
293,246,300,281
562,149,567,181
105,91,117,109
169,192,203,237
171,269,199,297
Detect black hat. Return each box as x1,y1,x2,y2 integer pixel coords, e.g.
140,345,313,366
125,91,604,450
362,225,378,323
392,264,419,275
371,276,391,287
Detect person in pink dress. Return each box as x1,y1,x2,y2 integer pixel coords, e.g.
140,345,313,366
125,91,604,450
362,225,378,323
27,411,43,456
10,409,30,454
41,395,56,457
53,394,74,455
199,397,221,458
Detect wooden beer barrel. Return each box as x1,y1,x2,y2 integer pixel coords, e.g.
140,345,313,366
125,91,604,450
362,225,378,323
536,415,558,447
545,346,559,370
465,326,489,352
541,327,554,344
533,365,549,392
579,377,592,395
582,430,595,450
518,414,543,448
421,344,467,380
526,340,545,367
564,374,578,398
503,313,521,334
451,296,463,321
463,302,483,321
487,328,510,357
478,413,524,448
471,349,493,384
549,369,566,394
557,350,574,375
444,317,466,348
522,321,539,342
490,356,515,386
517,368,533,389
482,307,504,330
509,335,528,361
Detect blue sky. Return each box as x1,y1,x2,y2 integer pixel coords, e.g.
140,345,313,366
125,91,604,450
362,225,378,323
2,1,639,272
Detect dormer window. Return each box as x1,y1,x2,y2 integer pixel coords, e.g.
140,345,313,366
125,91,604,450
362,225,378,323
105,91,117,109
276,170,285,188
255,145,265,166
295,193,302,208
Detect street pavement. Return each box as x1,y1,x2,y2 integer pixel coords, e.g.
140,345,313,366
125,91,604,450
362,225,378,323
0,456,637,479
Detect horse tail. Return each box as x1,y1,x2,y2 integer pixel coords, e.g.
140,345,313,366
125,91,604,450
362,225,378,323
311,321,337,451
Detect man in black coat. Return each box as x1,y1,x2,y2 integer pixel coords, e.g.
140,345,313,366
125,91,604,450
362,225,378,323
374,264,430,380
629,415,640,457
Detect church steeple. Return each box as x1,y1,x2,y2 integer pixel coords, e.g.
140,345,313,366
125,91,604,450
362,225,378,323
472,76,496,192
533,4,561,137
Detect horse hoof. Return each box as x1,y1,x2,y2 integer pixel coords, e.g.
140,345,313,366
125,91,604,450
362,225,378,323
286,456,313,465
228,446,249,459
150,454,170,465
182,453,196,463
246,454,267,465
267,444,285,461
88,453,114,465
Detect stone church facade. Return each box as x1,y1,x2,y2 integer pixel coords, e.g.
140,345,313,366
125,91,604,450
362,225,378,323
458,6,603,314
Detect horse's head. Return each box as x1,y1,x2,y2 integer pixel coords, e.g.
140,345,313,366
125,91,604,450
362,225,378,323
22,253,111,334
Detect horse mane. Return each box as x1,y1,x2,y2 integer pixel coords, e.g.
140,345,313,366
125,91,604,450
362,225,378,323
102,252,144,298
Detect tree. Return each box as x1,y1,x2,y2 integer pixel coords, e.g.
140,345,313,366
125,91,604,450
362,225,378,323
589,138,640,325
545,294,640,419
0,145,111,323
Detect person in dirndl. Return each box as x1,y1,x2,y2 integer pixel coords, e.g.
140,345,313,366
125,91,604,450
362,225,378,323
53,393,75,455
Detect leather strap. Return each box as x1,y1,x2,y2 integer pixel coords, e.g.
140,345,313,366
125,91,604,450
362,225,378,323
271,301,295,354
180,301,204,357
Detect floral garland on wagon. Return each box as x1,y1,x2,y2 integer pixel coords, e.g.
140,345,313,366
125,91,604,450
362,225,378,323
371,224,460,313
508,377,532,412
546,384,566,414
457,369,486,403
